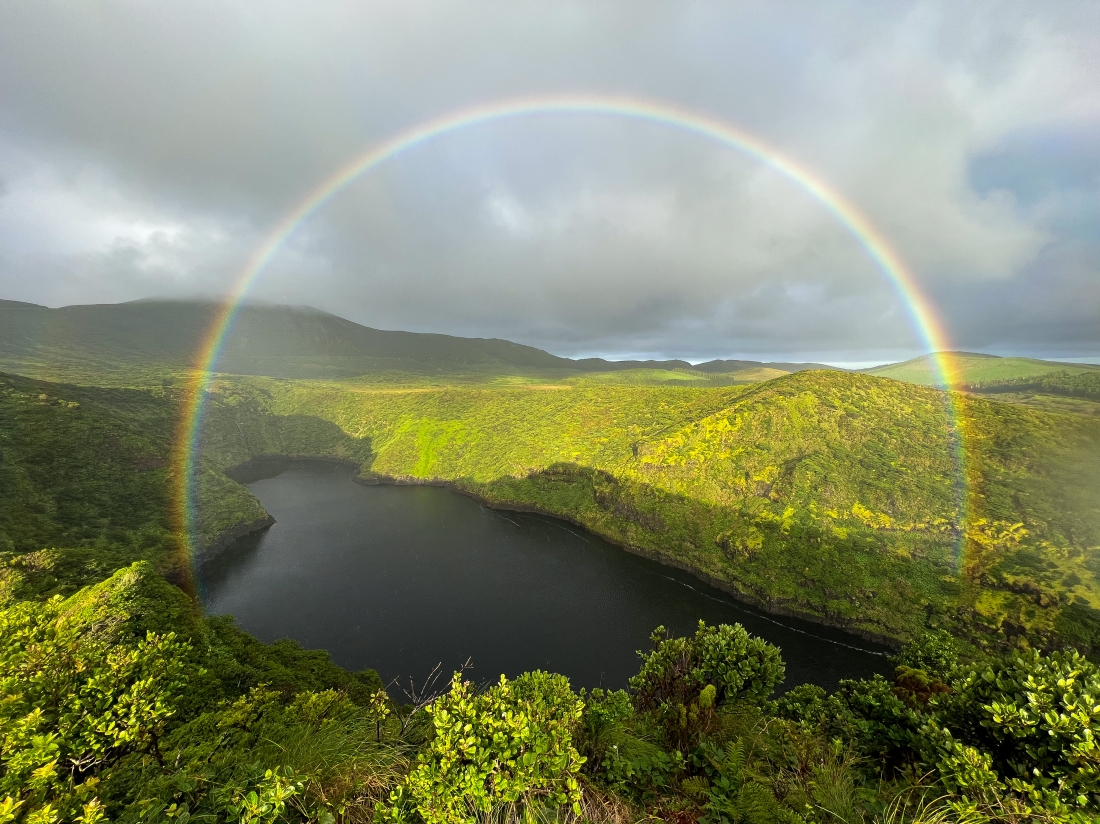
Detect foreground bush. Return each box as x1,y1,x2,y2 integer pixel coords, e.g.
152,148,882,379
384,672,585,824
0,596,189,823
779,634,1100,821
630,621,784,750
4,562,1099,824
929,649,1100,811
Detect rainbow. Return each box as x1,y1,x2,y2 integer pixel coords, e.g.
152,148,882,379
174,93,968,570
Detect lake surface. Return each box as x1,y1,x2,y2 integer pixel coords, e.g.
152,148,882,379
201,460,890,691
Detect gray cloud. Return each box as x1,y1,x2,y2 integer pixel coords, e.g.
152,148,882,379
1,1,1097,361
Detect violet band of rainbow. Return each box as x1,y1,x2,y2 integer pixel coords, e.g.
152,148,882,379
175,93,967,574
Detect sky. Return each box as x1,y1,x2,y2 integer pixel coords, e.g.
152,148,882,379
0,2,1097,363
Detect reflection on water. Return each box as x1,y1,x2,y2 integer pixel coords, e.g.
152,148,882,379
201,460,890,691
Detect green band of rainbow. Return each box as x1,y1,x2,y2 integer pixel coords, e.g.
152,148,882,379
175,93,967,571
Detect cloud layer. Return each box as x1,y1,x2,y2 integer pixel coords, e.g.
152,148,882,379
1,1,1097,361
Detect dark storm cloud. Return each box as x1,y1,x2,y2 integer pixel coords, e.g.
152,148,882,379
0,1,1097,360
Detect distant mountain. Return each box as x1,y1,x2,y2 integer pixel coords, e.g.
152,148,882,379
864,352,1100,386
571,356,694,372
0,300,572,378
0,299,839,381
692,358,842,374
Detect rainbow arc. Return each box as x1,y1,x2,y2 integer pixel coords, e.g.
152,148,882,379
174,94,968,570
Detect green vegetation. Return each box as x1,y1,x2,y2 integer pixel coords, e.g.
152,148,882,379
3,299,1100,820
969,392,1100,419
5,360,1100,652
3,564,1098,822
0,564,386,824
865,353,1100,387
955,371,1100,420
964,370,1100,399
0,370,268,590
228,369,1100,652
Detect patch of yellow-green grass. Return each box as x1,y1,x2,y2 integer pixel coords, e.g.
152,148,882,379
867,352,1100,387
569,368,715,386
567,367,789,387
966,391,1100,418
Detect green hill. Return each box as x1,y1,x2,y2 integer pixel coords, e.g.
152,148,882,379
865,351,1100,386
0,299,47,309
865,353,1100,418
0,299,580,380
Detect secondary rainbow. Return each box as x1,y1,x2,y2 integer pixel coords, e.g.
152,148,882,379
174,93,968,567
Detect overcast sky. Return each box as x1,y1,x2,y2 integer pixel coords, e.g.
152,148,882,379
1,2,1097,362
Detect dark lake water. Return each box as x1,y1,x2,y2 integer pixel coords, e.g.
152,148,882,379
200,460,890,692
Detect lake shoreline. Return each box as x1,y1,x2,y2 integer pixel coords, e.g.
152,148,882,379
204,460,890,690
210,454,897,652
359,471,900,652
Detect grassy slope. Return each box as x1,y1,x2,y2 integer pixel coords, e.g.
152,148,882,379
0,373,175,553
866,355,1100,420
0,369,383,598
0,372,183,600
569,367,789,386
973,391,1100,418
867,352,1100,386
233,370,1100,651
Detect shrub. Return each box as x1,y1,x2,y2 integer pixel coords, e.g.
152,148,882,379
631,622,785,711
630,622,784,750
0,596,190,823
384,671,585,824
777,675,925,770
930,649,1100,810
577,688,680,801
891,630,959,681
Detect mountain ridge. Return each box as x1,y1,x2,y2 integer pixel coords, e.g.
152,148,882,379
0,298,840,380
4,298,1095,386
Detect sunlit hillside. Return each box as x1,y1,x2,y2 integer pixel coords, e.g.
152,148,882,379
566,367,791,386
866,351,1100,385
